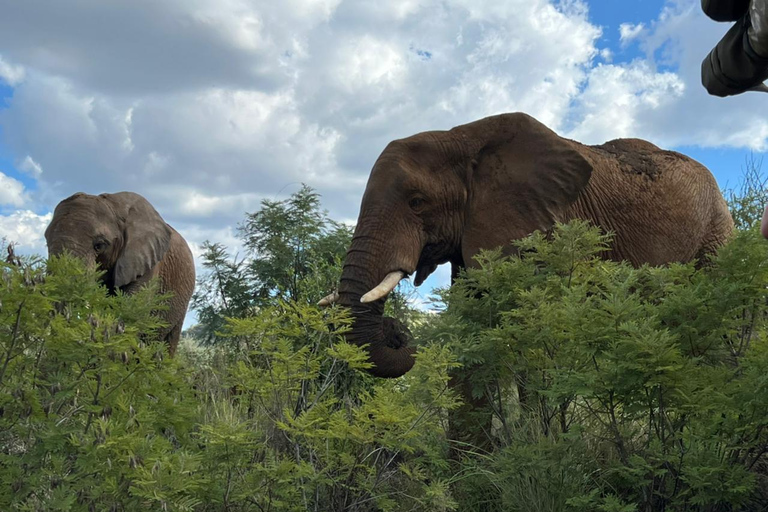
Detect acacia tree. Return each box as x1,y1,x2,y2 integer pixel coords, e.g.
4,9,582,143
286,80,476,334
239,184,351,305
190,185,353,344
190,242,252,344
725,154,768,230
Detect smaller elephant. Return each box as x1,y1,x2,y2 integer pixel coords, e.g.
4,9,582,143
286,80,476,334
45,191,195,356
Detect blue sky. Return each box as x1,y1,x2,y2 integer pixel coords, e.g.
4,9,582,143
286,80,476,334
0,83,20,184
590,0,665,51
0,0,766,321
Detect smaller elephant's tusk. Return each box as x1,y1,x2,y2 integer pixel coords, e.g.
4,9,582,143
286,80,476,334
318,291,339,307
361,271,405,303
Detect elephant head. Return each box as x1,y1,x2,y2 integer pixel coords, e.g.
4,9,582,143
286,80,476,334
45,191,172,291
332,113,593,378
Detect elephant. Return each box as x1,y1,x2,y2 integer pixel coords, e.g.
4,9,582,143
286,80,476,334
322,112,734,379
45,191,196,356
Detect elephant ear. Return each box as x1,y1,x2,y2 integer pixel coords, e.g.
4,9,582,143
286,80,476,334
105,192,172,289
459,113,593,262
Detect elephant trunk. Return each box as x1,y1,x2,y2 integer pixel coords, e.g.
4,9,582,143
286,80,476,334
337,241,416,378
47,236,116,291
47,238,94,266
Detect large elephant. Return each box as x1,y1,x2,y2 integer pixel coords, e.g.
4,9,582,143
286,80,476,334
45,191,195,356
325,112,734,378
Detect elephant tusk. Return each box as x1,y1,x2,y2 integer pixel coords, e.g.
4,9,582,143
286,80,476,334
361,271,405,303
318,291,339,307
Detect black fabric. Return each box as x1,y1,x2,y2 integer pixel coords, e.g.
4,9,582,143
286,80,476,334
701,13,768,96
701,0,750,22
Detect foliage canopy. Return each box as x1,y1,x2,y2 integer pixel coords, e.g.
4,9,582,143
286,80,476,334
3,180,768,510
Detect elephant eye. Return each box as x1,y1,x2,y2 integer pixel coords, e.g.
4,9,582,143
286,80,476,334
93,240,109,253
408,197,426,211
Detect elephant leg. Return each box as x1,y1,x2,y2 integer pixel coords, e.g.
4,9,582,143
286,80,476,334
165,322,182,357
447,368,495,456
446,368,505,508
447,261,497,455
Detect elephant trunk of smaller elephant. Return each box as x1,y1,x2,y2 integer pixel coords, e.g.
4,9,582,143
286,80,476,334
47,241,89,263
47,240,115,290
47,242,98,275
337,245,416,378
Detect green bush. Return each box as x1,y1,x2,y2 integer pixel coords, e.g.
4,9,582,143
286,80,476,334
423,221,768,511
0,253,459,511
0,254,198,511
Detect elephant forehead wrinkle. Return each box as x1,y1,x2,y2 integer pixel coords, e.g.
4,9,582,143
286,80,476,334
373,153,416,176
369,163,420,192
378,141,449,173
52,216,106,240
47,220,89,241
57,200,114,224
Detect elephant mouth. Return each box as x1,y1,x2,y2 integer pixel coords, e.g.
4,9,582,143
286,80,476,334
414,241,455,286
360,243,452,303
326,242,457,308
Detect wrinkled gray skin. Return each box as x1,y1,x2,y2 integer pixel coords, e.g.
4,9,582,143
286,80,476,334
45,192,195,356
337,112,734,378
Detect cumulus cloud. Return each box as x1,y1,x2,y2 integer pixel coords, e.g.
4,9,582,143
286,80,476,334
0,0,612,227
170,189,266,218
0,54,24,86
613,0,768,150
172,222,245,266
619,23,645,45
567,62,686,144
0,210,51,255
0,171,27,207
0,0,302,95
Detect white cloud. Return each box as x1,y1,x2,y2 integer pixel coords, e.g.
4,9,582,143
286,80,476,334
0,0,304,95
0,210,51,255
567,62,686,144
0,54,24,86
0,1,606,228
181,224,243,257
619,22,645,45
173,190,265,218
430,0,601,131
334,37,407,93
0,172,27,207
18,155,43,177
404,263,451,313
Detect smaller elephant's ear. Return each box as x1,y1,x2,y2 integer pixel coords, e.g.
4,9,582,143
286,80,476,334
106,192,172,289
459,113,593,261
